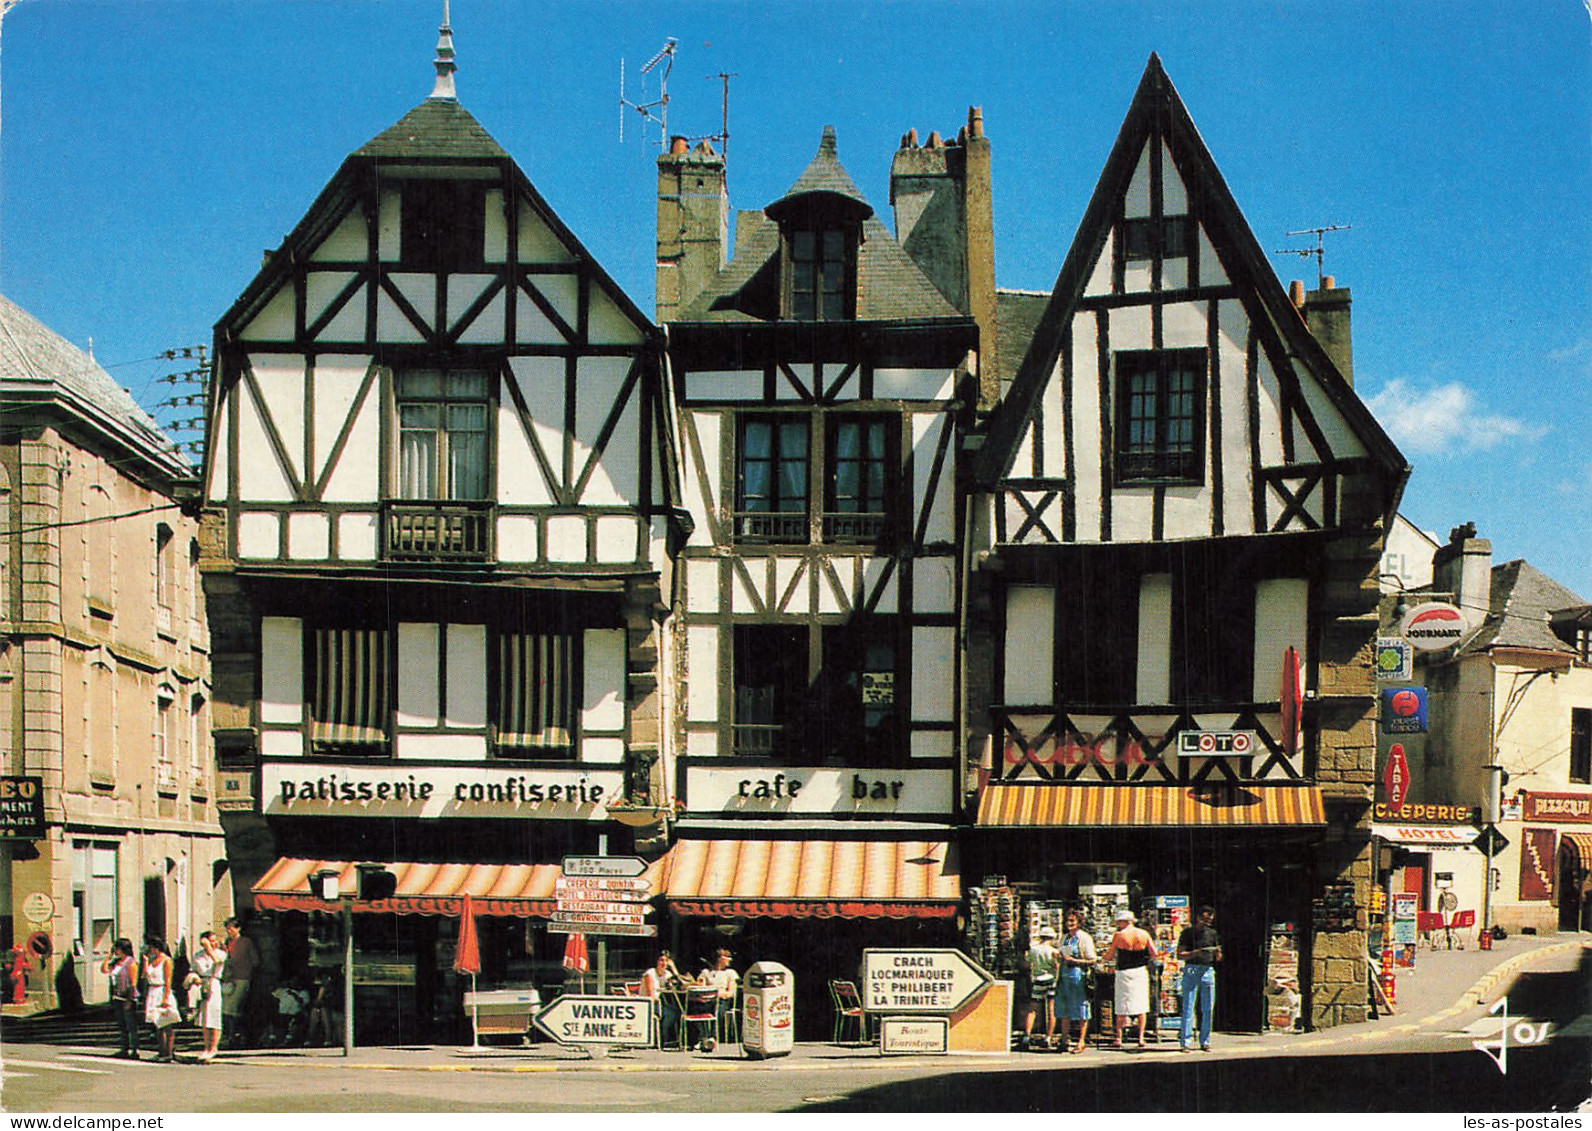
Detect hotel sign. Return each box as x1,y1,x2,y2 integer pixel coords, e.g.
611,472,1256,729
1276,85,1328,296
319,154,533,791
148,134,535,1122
261,762,623,820
1522,792,1592,823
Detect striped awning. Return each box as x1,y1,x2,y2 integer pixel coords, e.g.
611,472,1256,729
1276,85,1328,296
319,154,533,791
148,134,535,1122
665,839,961,920
976,783,1326,828
1559,832,1592,870
251,857,668,918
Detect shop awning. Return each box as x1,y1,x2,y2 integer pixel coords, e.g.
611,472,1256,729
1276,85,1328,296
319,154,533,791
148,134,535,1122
251,857,667,917
976,783,1326,828
664,838,961,919
1559,832,1592,870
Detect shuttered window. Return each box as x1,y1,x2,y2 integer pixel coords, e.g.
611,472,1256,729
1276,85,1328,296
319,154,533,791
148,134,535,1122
494,632,576,756
310,628,390,749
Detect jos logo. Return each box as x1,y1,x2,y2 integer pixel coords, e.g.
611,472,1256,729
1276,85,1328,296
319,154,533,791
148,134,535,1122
1473,996,1551,1075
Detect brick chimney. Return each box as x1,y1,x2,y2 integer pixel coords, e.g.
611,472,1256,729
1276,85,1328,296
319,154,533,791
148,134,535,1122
656,137,727,323
891,107,997,406
1431,521,1492,631
1300,275,1353,386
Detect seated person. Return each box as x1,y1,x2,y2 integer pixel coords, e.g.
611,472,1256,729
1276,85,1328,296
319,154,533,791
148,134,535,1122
638,951,683,1047
691,948,738,1049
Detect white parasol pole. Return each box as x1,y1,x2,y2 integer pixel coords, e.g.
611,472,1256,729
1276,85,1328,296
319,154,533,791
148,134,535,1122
470,971,479,1050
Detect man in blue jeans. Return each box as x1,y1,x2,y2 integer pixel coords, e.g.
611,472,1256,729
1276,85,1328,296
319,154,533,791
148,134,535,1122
1177,905,1222,1051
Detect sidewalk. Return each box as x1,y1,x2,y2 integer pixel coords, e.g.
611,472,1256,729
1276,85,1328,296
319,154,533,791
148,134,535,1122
9,934,1586,1075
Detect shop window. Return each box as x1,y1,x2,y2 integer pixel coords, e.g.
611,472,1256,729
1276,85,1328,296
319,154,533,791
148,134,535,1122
732,625,808,756
399,179,486,271
824,416,896,544
309,627,390,753
1123,215,1191,261
736,417,809,542
1114,349,1205,484
1572,707,1591,784
493,631,577,759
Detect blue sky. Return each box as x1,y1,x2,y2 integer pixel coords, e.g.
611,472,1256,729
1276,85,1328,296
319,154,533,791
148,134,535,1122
3,0,1588,596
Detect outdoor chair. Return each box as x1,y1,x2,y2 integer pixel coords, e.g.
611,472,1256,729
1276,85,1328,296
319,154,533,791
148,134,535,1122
829,979,868,1045
718,988,741,1046
683,988,720,1051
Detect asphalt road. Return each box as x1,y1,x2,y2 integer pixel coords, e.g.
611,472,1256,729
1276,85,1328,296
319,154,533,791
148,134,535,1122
4,946,1587,1114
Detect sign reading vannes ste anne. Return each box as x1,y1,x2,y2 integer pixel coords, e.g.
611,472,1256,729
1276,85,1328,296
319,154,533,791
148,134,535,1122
261,762,624,820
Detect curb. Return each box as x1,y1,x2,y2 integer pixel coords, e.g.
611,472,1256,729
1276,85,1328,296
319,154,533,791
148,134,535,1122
1463,939,1589,1007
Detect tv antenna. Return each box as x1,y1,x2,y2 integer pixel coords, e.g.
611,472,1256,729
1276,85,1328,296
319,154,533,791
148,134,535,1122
619,38,678,148
1274,224,1352,287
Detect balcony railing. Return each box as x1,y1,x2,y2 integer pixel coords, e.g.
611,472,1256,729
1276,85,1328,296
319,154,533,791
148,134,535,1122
730,724,784,757
384,501,491,561
734,511,809,543
822,511,892,543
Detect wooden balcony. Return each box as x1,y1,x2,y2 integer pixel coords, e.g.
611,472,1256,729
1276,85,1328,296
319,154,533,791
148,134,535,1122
734,511,809,543
822,511,892,544
384,501,491,561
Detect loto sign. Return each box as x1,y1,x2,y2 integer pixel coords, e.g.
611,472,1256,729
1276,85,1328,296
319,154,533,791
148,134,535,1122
534,995,653,1047
860,949,993,1015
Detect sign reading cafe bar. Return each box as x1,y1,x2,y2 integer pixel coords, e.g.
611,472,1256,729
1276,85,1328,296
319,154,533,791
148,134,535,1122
260,763,625,820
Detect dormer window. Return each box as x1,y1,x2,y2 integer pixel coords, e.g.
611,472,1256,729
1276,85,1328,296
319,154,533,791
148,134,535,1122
400,180,486,271
1124,215,1191,260
788,227,853,320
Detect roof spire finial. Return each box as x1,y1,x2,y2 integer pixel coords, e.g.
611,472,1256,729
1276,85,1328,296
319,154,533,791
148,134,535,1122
429,0,457,101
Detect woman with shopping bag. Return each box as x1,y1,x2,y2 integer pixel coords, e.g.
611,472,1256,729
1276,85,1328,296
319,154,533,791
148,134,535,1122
142,938,180,1063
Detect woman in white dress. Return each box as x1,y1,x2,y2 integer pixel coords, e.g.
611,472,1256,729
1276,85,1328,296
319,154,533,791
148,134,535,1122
141,938,178,1063
1103,908,1155,1049
191,931,225,1061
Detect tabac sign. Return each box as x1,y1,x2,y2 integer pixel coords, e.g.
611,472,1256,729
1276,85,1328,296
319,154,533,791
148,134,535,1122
0,777,45,840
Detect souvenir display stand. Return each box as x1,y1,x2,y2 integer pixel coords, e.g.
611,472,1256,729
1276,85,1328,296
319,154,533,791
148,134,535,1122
1264,922,1302,1031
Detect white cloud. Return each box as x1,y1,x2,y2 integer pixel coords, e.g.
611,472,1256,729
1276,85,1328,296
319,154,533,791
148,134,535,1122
1363,378,1549,456
1547,339,1592,375
1557,461,1592,496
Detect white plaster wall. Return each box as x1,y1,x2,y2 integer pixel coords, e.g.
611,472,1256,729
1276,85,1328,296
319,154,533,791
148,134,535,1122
582,628,626,732
587,287,645,346
912,626,955,721
242,357,304,496
260,616,303,723
1217,300,1252,532
497,391,552,506
913,414,954,543
517,204,575,263
576,361,639,504
1199,226,1228,285
915,558,955,614
206,400,231,504
509,357,567,499
456,288,506,345
516,295,564,345
391,275,437,336
376,288,426,343
396,622,440,727
377,190,400,260
546,515,587,562
447,275,495,338
1004,587,1054,704
1040,362,1065,479
1073,321,1103,540
305,271,356,334
1161,301,1206,349
1085,232,1115,297
445,624,487,729
1296,366,1368,461
682,412,718,548
1253,578,1309,701
1136,574,1172,703
338,513,378,560
910,730,951,760
685,371,765,402
483,189,507,264
311,357,371,492
1255,354,1286,466
1162,141,1187,213
874,368,955,401
496,514,538,562
1124,142,1152,218
596,515,638,562
395,733,487,760
686,626,719,723
239,289,294,342
1162,485,1210,540
287,512,329,559
687,559,720,614
319,361,380,503
779,557,809,614
237,512,279,559
311,210,367,261
535,274,580,331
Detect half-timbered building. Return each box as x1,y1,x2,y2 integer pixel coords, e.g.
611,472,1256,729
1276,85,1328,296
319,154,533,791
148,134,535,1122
199,19,682,1040
968,57,1408,1029
657,121,988,1030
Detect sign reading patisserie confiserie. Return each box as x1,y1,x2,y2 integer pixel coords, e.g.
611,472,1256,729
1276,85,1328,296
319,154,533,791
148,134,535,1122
261,762,623,820
1522,792,1592,823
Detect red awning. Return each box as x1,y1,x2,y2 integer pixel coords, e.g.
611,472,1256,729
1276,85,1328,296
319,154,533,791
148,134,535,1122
251,857,667,918
664,838,961,920
1559,832,1592,871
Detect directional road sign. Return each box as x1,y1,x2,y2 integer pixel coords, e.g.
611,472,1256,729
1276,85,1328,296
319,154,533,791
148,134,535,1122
547,921,657,937
562,856,647,878
534,994,654,1047
554,876,652,897
554,899,654,916
860,948,994,1015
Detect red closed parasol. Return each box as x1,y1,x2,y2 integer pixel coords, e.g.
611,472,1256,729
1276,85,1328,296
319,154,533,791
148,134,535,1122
454,892,481,976
1280,646,1303,757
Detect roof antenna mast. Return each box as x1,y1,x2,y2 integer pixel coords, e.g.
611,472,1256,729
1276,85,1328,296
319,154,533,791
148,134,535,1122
619,38,678,148
1274,224,1352,288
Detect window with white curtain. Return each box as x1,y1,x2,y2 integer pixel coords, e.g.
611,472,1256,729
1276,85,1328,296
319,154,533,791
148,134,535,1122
396,369,489,500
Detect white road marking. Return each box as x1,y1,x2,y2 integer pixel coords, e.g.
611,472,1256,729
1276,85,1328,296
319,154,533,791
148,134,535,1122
3,1058,109,1075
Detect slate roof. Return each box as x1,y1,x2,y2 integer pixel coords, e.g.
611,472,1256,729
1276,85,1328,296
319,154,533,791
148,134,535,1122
0,291,188,477
1463,559,1590,656
995,289,1049,388
676,129,962,324
354,97,509,160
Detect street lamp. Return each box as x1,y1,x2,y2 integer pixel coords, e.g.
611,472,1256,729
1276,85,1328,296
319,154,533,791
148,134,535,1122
1480,763,1506,934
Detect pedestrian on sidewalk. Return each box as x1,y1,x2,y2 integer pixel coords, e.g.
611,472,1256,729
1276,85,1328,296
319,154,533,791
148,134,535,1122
1177,904,1222,1051
1104,908,1154,1049
142,938,179,1063
1021,925,1061,1049
1057,910,1097,1053
220,916,259,1049
101,939,140,1059
190,931,225,1061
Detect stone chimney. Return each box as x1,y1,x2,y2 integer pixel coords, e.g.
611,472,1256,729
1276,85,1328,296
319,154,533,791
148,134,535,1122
891,107,998,406
1431,521,1492,630
1299,275,1353,386
656,137,728,323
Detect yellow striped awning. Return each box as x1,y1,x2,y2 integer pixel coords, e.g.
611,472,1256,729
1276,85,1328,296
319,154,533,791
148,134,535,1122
976,784,1326,828
664,839,961,919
